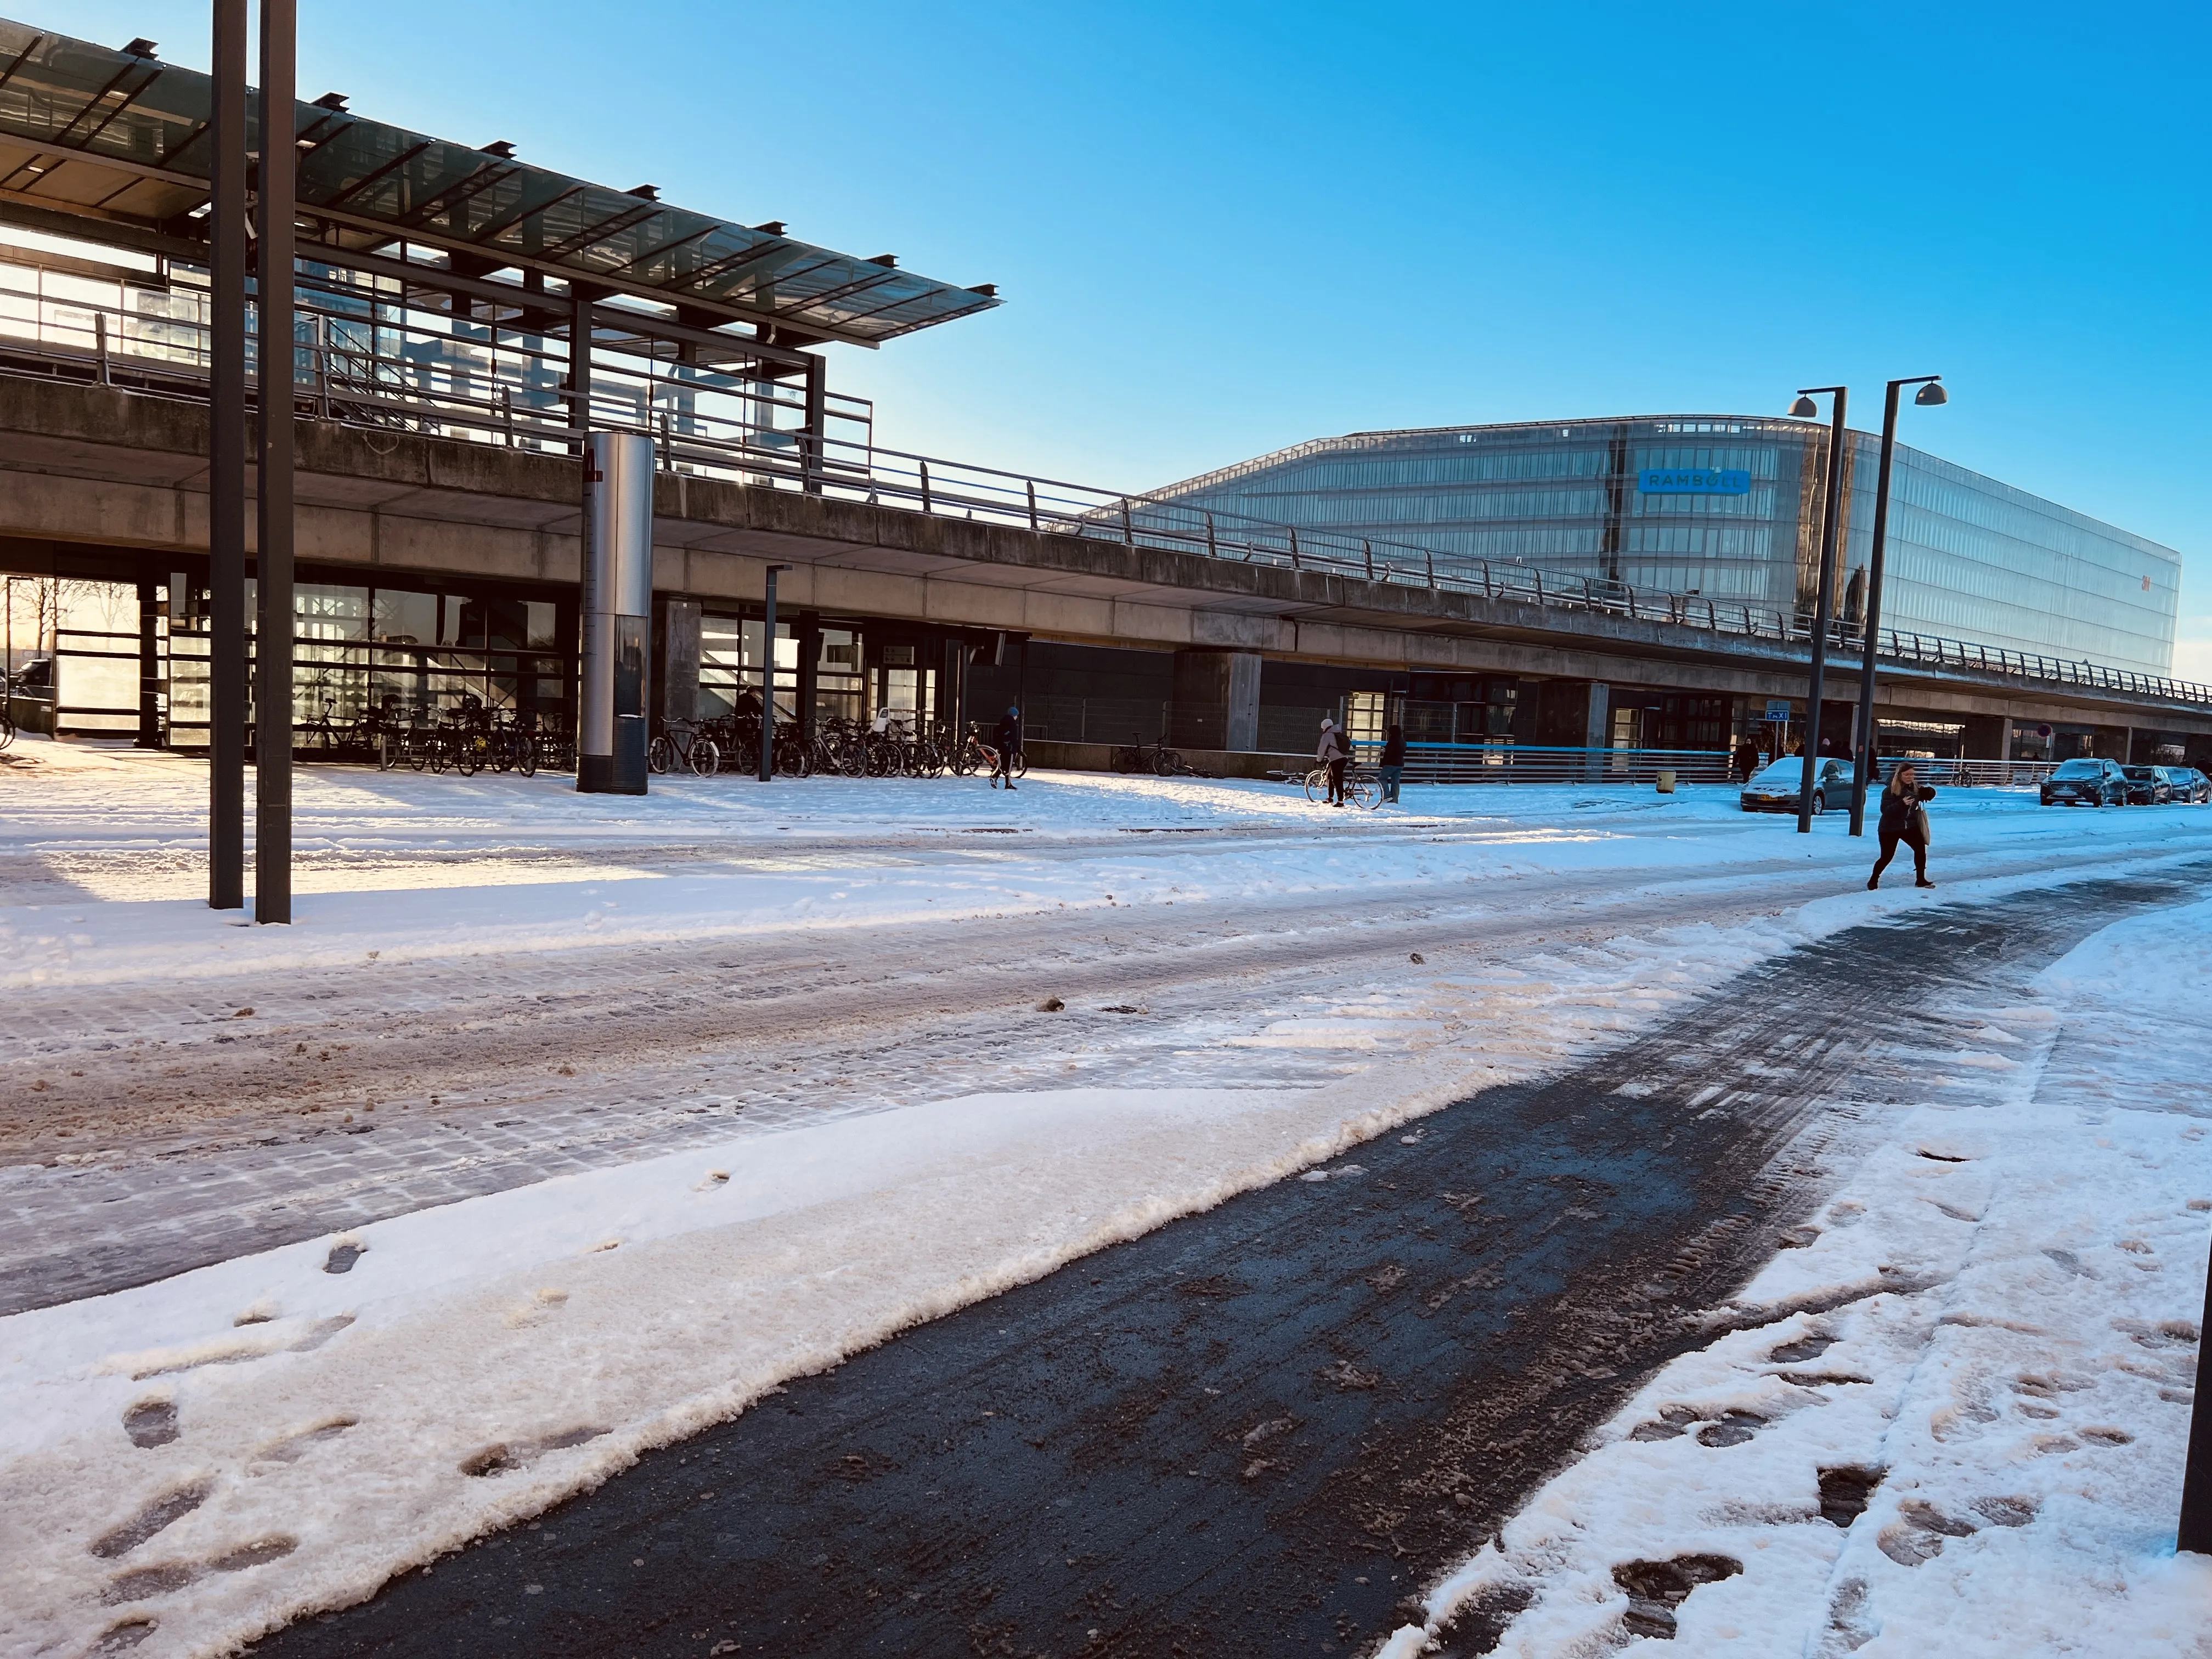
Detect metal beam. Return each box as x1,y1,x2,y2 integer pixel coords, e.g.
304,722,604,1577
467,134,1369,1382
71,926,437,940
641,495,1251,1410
207,0,246,911
255,0,297,926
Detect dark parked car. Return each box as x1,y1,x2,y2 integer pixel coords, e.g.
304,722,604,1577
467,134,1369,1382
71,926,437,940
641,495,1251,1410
2120,765,2172,805
2156,765,2211,804
1741,755,1850,815
2040,758,2129,807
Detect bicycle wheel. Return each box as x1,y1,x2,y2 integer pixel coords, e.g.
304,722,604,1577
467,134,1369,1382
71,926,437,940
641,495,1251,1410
516,735,538,778
1348,772,1381,810
647,735,672,775
690,738,720,778
1011,752,1028,780
0,710,14,753
1111,748,1139,774
1304,769,1327,803
454,740,482,778
1153,749,1184,777
377,731,398,771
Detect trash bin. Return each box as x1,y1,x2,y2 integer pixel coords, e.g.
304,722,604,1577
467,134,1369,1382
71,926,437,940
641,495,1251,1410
1656,769,1677,794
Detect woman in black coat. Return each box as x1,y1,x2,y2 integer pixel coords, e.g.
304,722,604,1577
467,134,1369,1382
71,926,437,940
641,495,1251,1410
1869,762,1937,890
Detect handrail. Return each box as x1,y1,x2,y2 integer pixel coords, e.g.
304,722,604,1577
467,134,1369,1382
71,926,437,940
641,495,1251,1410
0,259,2206,713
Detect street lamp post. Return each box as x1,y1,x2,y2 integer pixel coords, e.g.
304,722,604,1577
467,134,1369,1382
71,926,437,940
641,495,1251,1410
1789,386,1849,834
1848,376,1947,836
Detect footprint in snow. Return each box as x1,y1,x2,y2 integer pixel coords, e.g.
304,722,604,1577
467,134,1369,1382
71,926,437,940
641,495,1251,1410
89,1481,213,1559
459,1424,611,1477
122,1398,178,1449
103,1537,296,1604
255,1416,358,1465
1611,1554,1741,1639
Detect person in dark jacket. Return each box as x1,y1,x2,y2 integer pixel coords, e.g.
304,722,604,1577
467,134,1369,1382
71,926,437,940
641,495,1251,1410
1869,763,1937,889
991,705,1023,791
1378,723,1407,804
1734,740,1761,782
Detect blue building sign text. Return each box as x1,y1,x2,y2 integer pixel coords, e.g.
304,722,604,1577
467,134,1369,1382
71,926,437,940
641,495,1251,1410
1638,467,1751,495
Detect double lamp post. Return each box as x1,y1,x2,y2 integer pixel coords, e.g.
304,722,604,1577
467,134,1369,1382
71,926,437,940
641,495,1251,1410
1784,375,1946,836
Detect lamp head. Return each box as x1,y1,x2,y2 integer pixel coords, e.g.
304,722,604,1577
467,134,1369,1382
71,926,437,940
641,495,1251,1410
1790,394,1820,418
1914,381,1948,406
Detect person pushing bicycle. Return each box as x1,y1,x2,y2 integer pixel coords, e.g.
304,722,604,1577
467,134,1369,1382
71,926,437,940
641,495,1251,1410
992,704,1024,792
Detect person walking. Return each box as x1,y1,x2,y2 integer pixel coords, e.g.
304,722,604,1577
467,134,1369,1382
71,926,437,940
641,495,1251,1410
1317,716,1348,807
1734,738,1761,782
991,704,1024,791
1868,761,1937,890
1378,723,1407,804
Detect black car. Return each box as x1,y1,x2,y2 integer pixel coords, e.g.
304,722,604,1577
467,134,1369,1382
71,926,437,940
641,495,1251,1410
2040,758,2129,806
2120,765,2172,805
2156,765,2211,805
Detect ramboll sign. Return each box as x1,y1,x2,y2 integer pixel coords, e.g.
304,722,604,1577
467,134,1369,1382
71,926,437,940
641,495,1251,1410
1638,467,1751,494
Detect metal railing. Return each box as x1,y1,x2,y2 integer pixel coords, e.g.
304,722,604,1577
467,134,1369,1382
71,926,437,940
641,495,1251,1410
3,254,2209,714
1378,743,1736,786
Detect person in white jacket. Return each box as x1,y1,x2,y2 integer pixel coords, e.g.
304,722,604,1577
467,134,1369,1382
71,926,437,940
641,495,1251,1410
1317,716,1348,806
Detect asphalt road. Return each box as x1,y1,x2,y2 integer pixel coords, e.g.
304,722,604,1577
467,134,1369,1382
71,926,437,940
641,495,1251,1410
250,870,2209,1659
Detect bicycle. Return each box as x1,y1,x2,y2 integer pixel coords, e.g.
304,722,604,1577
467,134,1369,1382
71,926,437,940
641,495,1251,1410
648,718,722,777
1304,765,1381,809
954,725,1026,783
1111,732,1189,777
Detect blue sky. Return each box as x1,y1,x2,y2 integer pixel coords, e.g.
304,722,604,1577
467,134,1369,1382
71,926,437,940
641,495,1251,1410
59,0,2212,673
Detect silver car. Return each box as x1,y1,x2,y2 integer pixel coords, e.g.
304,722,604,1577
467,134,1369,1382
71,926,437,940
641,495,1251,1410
1740,755,1850,815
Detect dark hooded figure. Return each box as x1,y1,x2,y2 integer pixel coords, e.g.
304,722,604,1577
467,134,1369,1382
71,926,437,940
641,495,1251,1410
1869,761,1937,890
992,704,1023,791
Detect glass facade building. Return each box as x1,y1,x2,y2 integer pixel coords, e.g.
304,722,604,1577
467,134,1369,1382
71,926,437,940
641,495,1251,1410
1150,416,2181,676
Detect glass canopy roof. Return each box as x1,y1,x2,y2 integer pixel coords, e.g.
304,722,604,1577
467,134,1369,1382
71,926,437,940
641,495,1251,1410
0,18,1000,346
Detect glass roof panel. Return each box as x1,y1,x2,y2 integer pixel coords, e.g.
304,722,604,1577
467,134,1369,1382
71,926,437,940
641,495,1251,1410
0,16,998,344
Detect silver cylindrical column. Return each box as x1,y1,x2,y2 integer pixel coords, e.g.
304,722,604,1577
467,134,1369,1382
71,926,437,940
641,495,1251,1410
578,430,654,795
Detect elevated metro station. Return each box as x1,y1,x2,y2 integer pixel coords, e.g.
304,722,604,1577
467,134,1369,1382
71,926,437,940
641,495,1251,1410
3,18,2209,780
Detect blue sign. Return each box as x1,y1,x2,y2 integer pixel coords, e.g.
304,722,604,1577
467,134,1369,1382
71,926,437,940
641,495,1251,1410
1639,467,1751,495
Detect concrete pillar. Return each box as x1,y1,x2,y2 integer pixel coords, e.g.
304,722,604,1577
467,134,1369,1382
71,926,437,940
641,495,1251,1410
578,430,653,794
1962,713,2006,761
1170,649,1261,752
653,596,701,732
1584,681,1609,780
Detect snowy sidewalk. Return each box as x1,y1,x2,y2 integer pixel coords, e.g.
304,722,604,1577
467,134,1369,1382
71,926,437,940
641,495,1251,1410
1386,896,2212,1657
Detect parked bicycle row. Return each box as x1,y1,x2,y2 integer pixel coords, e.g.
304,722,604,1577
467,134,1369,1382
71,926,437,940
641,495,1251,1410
650,714,1031,783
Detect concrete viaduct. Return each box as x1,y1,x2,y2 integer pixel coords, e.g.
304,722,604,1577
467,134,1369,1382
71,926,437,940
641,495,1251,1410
5,376,2209,769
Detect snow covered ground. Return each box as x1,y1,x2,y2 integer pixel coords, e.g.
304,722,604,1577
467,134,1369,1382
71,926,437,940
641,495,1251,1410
1383,897,2212,1658
2,737,2210,1657
3,733,2209,991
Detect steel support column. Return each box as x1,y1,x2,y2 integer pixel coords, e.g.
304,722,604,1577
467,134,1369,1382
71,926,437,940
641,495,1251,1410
567,283,597,452
758,565,792,781
254,0,297,924
801,356,826,496
135,575,161,748
577,431,653,795
796,610,821,743
207,0,247,910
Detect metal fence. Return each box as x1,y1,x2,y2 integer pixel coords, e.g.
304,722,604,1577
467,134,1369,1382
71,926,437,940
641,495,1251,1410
1373,744,1735,786
5,253,2211,715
